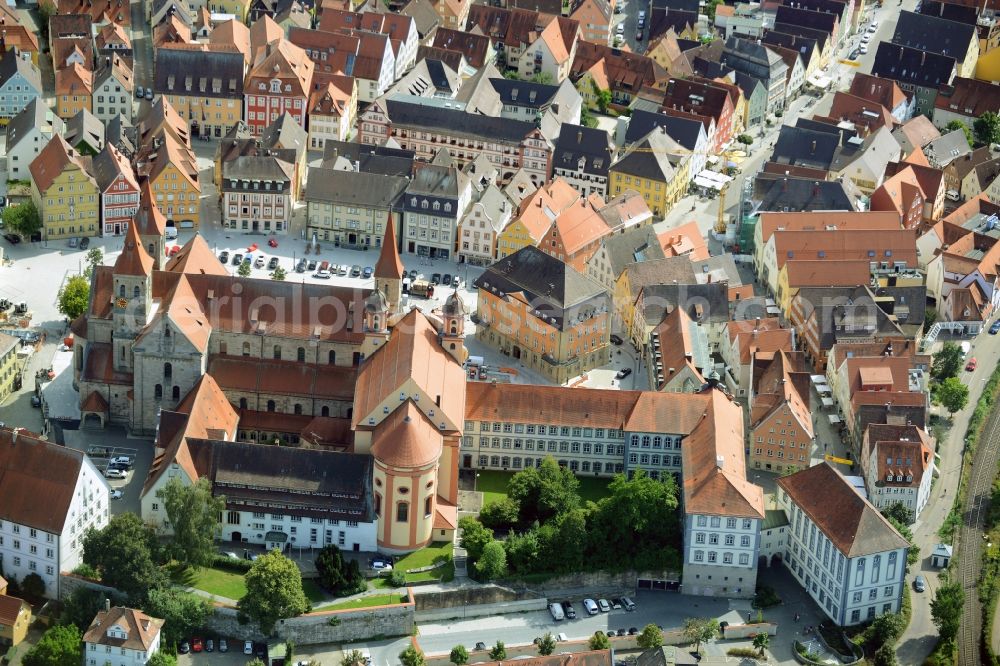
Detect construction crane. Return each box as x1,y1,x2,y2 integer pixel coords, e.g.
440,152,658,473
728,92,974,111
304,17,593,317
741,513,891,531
824,453,854,466
715,180,730,234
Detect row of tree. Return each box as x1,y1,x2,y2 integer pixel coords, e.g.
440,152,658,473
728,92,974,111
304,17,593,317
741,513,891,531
929,342,970,414
463,459,683,579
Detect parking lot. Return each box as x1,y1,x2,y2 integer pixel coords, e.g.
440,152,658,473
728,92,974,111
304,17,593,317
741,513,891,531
176,641,335,665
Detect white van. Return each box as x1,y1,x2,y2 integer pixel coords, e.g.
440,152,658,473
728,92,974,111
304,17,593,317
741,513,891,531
946,189,961,202
582,598,599,615
165,226,178,239
549,603,565,621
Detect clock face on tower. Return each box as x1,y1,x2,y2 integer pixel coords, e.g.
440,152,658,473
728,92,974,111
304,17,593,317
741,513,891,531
116,297,129,309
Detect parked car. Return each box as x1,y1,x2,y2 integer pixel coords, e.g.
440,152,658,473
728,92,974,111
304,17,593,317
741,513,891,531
452,275,461,287
616,368,632,379
431,273,441,284
616,22,625,34
351,264,362,277
232,253,243,265
219,639,228,653
475,642,487,651
606,630,616,637
363,266,374,278
859,44,868,54
307,260,317,271
967,357,978,371
105,468,127,479
313,270,331,279
990,320,1000,335
3,234,20,244
621,597,636,611
80,237,90,250
30,395,41,408
244,641,254,655
442,273,452,286
849,48,860,59
914,575,926,592
611,599,622,610
136,87,144,99
206,639,214,652
68,237,78,248
179,642,191,654
549,602,565,621
268,257,279,270
320,260,330,271
583,598,599,615
110,456,131,466
598,598,611,612
408,269,419,280
338,264,348,276
636,30,643,40
628,627,638,635
192,638,203,653
610,334,623,345
561,601,576,619
144,87,153,100
219,251,230,263
861,33,871,42
110,489,123,500
371,558,393,571
254,256,266,268
296,258,307,272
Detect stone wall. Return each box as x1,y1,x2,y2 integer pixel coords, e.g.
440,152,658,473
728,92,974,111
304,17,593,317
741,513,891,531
412,584,536,611
505,570,680,599
204,597,414,646
415,598,546,623
59,572,121,602
722,622,778,639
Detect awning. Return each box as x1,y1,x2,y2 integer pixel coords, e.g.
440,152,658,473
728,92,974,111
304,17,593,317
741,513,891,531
694,170,733,190
821,397,834,408
810,374,826,384
264,531,288,543
807,73,832,89
816,384,832,395
828,414,842,424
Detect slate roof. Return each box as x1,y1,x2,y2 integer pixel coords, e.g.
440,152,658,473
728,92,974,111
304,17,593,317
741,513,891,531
489,77,560,109
601,226,667,276
553,123,612,178
625,109,704,149
474,245,609,329
321,139,415,177
154,45,245,98
6,98,57,153
305,167,409,207
383,94,538,142
871,42,956,89
751,175,856,213
0,47,41,92
778,462,910,557
892,10,977,62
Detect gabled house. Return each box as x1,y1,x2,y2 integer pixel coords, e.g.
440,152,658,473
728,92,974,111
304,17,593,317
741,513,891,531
871,42,956,117
609,126,690,217
5,98,63,181
849,73,913,123
290,27,395,104
83,604,164,666
749,349,813,474
0,47,41,120
861,424,934,522
570,0,612,45
318,10,419,77
56,62,94,121
570,41,669,107
869,166,926,230
891,10,979,78
93,143,140,236
431,28,493,69
646,307,708,393
154,44,246,139
92,55,134,123
516,15,579,83
934,77,1000,131
661,76,736,152
457,184,513,266
30,135,101,240
551,123,614,200
722,317,794,395
243,38,313,135
307,76,357,148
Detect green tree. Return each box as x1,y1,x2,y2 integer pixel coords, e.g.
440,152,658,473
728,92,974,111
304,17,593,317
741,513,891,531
580,106,598,128
478,497,520,531
271,266,287,281
458,516,494,562
60,586,114,631
974,110,1000,147
884,516,920,567
315,545,366,596
237,550,310,634
503,530,541,574
924,307,938,330
488,641,507,661
530,72,554,84
752,632,769,657
638,623,664,649
84,247,105,276
537,633,557,656
590,470,680,569
681,618,716,652
83,512,165,603
538,508,588,573
147,652,178,666
737,134,753,146
247,660,267,666
449,645,469,666
157,477,225,568
20,572,45,601
508,456,580,525
881,503,913,526
869,612,905,647
2,201,41,238
931,581,964,645
238,260,252,277
144,588,212,648
475,540,508,580
588,631,610,650
399,645,425,666
341,650,366,666
22,625,82,666
932,343,964,382
945,120,974,147
936,377,969,414
873,642,899,666
58,275,90,320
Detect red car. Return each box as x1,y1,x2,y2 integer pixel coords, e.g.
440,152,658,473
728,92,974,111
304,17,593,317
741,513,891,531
192,638,204,653
966,357,977,371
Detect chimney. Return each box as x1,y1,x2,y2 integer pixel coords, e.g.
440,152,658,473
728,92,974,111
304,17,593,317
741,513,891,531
716,454,725,469
782,178,788,192
577,130,582,144
104,598,111,612
921,51,926,66
810,140,817,153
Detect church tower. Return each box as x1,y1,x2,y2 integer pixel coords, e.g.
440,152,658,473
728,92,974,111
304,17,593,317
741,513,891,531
373,214,404,314
111,222,154,373
440,290,468,364
360,287,390,359
135,182,166,270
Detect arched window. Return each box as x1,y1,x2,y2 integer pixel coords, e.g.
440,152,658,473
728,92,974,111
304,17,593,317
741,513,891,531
164,362,172,378
172,386,180,400
242,342,251,356
372,316,380,330
148,243,155,255
154,384,162,399
133,285,140,299
267,400,276,412
239,397,248,409
118,284,125,298
164,326,171,338
424,496,432,517
294,403,302,415
328,350,336,364
450,322,458,334
449,343,456,350
396,502,409,523
273,345,282,360
297,347,306,362
374,493,382,516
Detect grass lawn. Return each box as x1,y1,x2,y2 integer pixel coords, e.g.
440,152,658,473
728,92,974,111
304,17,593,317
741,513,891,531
169,564,247,600
302,578,329,604
313,593,408,612
475,470,613,506
394,541,453,570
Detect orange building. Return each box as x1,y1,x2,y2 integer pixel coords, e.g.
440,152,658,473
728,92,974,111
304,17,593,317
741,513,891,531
749,349,814,474
56,63,93,120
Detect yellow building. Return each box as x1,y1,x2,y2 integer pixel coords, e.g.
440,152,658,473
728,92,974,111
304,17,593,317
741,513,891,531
0,587,32,648
155,45,246,139
473,246,611,384
977,47,1000,83
0,334,19,404
608,129,690,218
209,0,250,20
29,134,101,240
495,178,580,258
145,135,202,228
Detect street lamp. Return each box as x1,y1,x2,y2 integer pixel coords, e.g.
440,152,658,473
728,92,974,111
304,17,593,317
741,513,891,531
474,472,480,493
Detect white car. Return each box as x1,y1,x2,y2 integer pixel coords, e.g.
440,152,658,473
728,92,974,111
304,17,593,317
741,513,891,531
616,23,625,34
110,489,123,500
868,22,878,31
244,641,253,655
105,469,127,479
859,44,868,54
861,33,871,43
110,456,131,466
